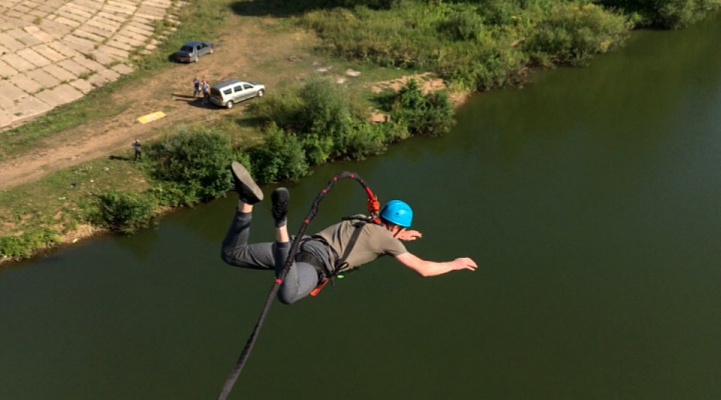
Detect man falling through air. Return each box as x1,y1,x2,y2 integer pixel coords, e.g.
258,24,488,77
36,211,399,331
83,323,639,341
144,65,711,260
220,162,478,304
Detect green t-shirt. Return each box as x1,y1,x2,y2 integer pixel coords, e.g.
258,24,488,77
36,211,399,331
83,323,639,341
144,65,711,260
314,218,407,273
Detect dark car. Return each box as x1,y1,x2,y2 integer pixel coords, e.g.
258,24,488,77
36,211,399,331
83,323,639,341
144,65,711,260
174,41,214,63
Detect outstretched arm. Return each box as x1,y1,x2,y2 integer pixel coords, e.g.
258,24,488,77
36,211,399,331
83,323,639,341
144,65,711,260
395,252,477,277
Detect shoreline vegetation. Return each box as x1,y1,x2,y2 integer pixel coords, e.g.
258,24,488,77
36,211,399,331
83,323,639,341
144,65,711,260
1,0,719,265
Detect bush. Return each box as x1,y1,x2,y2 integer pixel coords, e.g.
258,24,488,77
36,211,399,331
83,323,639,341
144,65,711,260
599,0,719,29
146,182,198,208
249,124,309,183
523,3,632,66
261,78,369,165
0,229,60,258
145,127,233,204
337,121,390,160
390,80,455,137
438,10,485,41
478,0,522,26
295,77,353,135
88,191,155,234
248,90,303,131
301,132,335,166
294,77,356,164
655,0,718,28
254,78,421,164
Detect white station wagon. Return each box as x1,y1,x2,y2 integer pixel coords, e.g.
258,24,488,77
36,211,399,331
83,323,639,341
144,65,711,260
209,79,266,109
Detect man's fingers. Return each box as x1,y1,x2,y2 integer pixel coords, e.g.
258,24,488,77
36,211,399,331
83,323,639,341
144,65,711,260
398,230,423,241
459,257,478,271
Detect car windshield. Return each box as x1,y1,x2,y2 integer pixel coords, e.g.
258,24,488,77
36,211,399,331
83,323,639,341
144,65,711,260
180,45,193,52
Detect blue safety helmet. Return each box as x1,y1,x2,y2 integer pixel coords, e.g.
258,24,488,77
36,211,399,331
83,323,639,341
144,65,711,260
380,200,413,228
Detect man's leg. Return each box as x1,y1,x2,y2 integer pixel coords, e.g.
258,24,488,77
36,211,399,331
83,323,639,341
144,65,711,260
220,162,275,269
271,188,320,304
220,203,276,269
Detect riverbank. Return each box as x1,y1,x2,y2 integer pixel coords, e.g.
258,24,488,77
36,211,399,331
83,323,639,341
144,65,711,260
2,1,719,265
0,54,461,264
0,1,472,264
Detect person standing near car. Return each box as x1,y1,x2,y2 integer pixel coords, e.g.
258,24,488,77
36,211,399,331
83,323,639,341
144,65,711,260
202,78,211,105
193,76,201,98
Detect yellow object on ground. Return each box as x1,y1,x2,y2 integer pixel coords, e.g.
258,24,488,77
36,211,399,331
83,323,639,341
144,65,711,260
137,111,166,124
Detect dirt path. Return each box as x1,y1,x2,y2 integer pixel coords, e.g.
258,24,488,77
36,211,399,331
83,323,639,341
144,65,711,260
0,19,320,191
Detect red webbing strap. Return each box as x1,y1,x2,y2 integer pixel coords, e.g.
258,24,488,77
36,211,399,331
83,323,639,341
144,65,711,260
217,171,378,400
366,188,381,224
309,278,329,296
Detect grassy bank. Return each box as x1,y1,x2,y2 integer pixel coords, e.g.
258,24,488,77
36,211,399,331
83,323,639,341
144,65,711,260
1,0,719,264
0,77,452,262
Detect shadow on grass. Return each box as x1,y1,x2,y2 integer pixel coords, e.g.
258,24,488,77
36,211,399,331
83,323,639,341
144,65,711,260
170,95,221,109
368,88,396,112
230,0,390,17
232,115,269,129
230,1,322,17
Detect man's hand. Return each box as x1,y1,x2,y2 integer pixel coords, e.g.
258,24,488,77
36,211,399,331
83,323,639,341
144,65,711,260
453,257,478,272
396,229,423,241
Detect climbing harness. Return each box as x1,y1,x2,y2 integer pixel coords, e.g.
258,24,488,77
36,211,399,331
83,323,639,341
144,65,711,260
216,171,380,400
307,215,378,295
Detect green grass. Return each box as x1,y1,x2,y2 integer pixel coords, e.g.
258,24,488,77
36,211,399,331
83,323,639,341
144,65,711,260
299,1,634,90
0,154,150,238
0,152,154,261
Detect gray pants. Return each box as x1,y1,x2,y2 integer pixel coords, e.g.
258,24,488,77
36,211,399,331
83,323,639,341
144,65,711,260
220,211,320,304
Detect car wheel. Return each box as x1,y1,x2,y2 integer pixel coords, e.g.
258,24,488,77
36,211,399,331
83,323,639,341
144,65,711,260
226,101,234,109
194,56,199,63
257,90,265,98
210,48,214,54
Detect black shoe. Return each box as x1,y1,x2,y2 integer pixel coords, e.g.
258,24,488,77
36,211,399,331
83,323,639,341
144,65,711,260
231,161,263,204
271,187,289,227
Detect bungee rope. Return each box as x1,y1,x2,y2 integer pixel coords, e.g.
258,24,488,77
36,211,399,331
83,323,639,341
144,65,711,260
217,171,379,400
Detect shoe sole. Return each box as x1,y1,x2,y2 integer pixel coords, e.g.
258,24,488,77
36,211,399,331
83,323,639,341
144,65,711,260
231,161,264,202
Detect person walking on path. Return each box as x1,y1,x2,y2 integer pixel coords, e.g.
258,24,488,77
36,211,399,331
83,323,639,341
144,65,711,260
193,76,201,98
132,139,142,161
220,162,478,305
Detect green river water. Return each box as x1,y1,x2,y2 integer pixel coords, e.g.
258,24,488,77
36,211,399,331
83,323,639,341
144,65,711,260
1,13,721,400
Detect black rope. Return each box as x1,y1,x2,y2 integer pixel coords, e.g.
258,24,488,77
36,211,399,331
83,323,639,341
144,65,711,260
217,171,375,400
